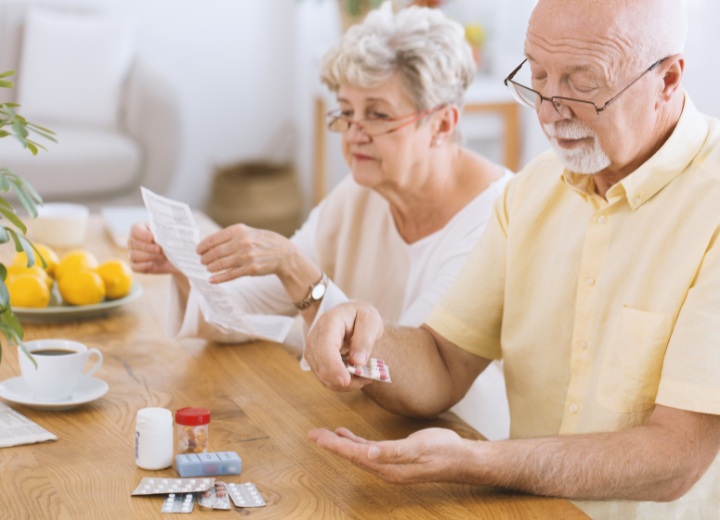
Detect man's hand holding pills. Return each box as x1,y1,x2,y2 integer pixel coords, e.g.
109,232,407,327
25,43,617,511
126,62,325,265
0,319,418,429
305,301,384,392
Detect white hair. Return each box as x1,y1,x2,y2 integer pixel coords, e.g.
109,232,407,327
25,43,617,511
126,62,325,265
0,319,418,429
320,2,476,115
543,120,611,174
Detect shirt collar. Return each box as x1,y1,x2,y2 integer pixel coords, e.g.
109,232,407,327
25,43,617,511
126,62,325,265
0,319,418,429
561,92,709,209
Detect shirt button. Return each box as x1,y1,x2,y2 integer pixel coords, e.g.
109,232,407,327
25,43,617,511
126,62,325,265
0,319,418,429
570,404,579,414
580,340,588,350
586,277,595,286
598,215,607,224
634,196,642,205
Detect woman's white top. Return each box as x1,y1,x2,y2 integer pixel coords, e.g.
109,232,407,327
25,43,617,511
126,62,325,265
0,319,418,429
167,171,513,440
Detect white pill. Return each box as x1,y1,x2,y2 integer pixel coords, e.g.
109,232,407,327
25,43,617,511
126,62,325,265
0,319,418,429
186,494,192,499
149,479,155,483
190,479,196,484
169,494,175,497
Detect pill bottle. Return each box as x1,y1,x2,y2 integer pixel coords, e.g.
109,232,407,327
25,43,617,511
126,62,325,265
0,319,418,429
175,407,211,454
135,407,173,470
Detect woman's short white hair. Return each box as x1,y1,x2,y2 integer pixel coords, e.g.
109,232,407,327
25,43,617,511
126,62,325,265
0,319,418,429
321,2,476,130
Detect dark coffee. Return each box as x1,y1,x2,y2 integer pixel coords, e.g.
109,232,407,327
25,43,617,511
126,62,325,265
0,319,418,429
33,348,77,356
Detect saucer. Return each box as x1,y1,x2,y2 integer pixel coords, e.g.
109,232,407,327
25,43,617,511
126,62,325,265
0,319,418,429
0,376,109,411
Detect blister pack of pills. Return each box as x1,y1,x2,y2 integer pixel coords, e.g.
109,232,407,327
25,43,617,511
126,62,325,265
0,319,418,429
198,482,231,510
227,482,266,508
131,477,215,496
342,355,391,382
161,493,195,514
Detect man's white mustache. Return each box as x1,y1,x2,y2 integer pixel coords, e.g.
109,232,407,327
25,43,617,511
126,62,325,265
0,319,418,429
543,122,596,141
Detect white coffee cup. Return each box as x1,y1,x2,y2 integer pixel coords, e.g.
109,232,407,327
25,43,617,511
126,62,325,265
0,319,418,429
18,340,103,401
31,203,90,247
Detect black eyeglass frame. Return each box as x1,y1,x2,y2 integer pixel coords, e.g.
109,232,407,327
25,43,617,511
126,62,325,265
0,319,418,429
503,56,670,117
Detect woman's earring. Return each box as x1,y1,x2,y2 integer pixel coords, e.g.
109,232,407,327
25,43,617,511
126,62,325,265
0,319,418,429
434,139,442,147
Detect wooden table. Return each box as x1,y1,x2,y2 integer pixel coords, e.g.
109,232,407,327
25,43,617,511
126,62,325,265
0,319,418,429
0,215,589,519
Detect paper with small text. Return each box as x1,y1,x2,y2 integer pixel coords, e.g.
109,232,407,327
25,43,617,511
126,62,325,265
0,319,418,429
141,187,294,343
0,401,57,448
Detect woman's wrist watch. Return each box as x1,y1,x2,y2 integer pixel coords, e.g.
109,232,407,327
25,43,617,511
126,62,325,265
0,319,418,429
293,272,329,310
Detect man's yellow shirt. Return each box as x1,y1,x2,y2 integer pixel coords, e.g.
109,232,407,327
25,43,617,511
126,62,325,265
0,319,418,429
426,94,720,520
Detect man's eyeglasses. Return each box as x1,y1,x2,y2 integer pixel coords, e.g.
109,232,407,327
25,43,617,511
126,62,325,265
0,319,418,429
326,105,445,137
503,57,669,120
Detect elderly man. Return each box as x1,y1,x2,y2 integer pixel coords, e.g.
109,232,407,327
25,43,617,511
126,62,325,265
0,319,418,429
303,0,720,518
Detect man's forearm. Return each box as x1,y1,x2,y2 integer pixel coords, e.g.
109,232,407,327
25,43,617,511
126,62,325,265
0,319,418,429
361,325,459,418
463,408,717,501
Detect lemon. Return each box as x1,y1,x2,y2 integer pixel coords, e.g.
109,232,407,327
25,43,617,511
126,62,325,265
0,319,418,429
9,274,50,308
96,259,133,299
6,265,53,290
58,269,106,306
55,250,99,282
12,243,59,278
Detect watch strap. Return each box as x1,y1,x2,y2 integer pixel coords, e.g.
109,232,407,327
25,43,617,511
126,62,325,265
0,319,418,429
293,272,328,310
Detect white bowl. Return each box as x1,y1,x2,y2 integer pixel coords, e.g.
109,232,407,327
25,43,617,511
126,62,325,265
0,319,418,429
31,203,89,247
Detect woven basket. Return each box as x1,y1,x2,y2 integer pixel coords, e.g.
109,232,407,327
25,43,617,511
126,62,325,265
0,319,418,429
206,161,303,238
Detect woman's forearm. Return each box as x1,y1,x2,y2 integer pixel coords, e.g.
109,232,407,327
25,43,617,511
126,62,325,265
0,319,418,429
277,243,323,326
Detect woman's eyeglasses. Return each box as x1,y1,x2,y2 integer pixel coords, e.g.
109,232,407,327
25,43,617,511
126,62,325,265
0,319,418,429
326,105,445,136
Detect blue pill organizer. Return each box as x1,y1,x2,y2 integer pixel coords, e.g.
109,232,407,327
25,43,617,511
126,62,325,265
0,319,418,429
176,451,242,477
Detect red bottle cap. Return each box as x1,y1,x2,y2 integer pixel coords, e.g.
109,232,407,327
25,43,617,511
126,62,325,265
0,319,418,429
175,407,211,426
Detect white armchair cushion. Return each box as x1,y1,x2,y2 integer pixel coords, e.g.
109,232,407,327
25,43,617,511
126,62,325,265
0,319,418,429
0,126,141,198
17,8,135,129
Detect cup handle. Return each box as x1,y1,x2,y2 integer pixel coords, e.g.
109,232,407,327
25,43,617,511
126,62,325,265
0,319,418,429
84,348,103,379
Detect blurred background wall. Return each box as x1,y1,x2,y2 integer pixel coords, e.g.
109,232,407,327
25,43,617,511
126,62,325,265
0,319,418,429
0,0,717,219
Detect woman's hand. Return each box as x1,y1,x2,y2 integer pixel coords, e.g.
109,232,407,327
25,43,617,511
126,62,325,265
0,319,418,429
197,224,318,289
128,223,180,275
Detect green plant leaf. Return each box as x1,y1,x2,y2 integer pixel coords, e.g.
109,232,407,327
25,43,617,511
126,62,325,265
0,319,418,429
10,179,38,218
19,344,35,368
0,265,6,282
11,121,27,139
16,235,37,266
27,128,57,143
6,228,25,253
0,80,14,89
0,207,27,234
2,311,24,342
0,71,15,79
0,226,9,245
0,174,10,192
29,242,47,269
27,122,55,135
0,196,13,210
0,207,26,234
6,176,41,205
0,279,8,308
24,140,41,155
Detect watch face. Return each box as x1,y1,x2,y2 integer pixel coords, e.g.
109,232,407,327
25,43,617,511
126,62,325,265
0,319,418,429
311,283,326,300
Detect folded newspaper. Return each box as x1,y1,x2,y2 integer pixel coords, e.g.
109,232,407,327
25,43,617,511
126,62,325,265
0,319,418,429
141,187,295,343
0,401,57,448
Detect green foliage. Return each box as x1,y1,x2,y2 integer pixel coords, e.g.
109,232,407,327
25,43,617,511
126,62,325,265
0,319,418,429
0,71,56,368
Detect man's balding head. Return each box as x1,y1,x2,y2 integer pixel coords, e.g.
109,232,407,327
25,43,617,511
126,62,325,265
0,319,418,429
523,0,688,182
529,0,687,79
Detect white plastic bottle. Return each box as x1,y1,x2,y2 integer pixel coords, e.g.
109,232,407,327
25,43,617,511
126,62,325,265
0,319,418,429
135,407,173,470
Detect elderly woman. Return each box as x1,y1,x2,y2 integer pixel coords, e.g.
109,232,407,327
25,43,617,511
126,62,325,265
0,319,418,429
129,3,511,439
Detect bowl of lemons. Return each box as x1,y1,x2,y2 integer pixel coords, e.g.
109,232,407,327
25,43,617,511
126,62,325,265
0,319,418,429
8,244,143,322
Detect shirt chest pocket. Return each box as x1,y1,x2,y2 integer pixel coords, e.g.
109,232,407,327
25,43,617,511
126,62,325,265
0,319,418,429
596,305,674,414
